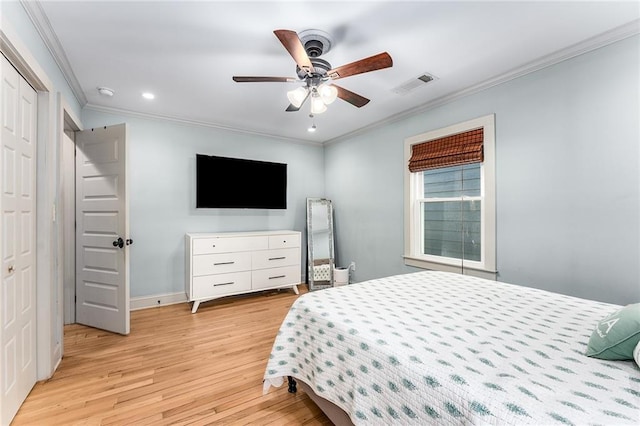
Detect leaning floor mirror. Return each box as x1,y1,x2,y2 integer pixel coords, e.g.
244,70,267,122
306,198,335,291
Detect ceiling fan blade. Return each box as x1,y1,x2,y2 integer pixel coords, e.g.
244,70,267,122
232,76,297,83
327,52,393,80
273,29,315,74
333,84,370,108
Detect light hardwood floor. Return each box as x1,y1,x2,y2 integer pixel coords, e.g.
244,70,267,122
12,286,332,425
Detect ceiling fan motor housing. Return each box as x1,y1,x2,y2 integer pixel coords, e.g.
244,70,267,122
296,58,332,80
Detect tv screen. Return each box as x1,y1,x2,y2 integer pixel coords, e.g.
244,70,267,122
196,154,287,209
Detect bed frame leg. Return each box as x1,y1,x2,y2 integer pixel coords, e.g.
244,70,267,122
287,376,297,393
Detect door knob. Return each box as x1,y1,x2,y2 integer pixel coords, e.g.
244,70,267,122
112,237,124,248
8,265,14,273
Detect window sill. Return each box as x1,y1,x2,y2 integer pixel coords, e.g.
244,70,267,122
403,255,497,281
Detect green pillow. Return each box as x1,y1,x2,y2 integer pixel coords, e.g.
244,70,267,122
586,303,640,360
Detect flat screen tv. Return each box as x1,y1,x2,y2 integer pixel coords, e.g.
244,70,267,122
196,154,287,209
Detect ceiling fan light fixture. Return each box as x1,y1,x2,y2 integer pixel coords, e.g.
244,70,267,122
318,84,338,104
310,95,327,114
287,87,308,108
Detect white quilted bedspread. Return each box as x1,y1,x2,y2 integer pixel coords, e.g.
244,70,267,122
263,271,640,425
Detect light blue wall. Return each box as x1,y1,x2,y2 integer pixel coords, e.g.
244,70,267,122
81,110,324,297
326,35,640,305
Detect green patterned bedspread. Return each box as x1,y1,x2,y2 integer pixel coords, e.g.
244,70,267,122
263,271,640,425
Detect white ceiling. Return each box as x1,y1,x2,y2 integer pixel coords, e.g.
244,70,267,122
33,1,639,144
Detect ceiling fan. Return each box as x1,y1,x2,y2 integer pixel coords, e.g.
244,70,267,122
232,29,393,114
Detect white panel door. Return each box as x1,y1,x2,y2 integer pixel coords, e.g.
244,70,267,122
75,124,130,335
0,55,37,426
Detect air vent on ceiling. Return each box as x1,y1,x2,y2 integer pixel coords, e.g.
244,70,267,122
392,72,438,95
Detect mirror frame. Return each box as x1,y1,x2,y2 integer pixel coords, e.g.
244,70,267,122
306,198,335,291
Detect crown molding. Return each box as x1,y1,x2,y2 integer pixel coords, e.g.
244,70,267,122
20,0,87,106
84,104,323,147
326,19,640,145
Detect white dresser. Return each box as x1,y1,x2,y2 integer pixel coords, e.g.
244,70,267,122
185,230,301,313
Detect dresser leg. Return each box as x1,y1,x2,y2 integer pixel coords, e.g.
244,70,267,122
191,301,200,314
292,284,299,295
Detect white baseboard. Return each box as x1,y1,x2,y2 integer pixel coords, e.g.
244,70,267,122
130,292,187,311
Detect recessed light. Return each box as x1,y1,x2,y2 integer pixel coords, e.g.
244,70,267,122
142,92,155,100
307,124,317,132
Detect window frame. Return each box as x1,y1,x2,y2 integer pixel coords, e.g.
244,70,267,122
403,114,496,279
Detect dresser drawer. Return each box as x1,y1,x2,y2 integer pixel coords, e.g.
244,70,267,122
192,271,252,299
192,252,251,276
252,248,299,270
192,236,268,255
252,265,300,290
268,233,300,249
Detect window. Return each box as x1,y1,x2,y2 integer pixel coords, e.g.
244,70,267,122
404,114,496,279
421,164,482,261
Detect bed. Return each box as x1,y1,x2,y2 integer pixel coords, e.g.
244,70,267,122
263,271,640,425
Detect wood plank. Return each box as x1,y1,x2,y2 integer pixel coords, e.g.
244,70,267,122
12,287,333,425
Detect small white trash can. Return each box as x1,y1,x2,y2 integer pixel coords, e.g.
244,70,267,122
334,267,349,286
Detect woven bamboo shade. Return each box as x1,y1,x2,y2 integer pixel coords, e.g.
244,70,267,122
408,128,484,172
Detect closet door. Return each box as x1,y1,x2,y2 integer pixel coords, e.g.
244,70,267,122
1,55,38,425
